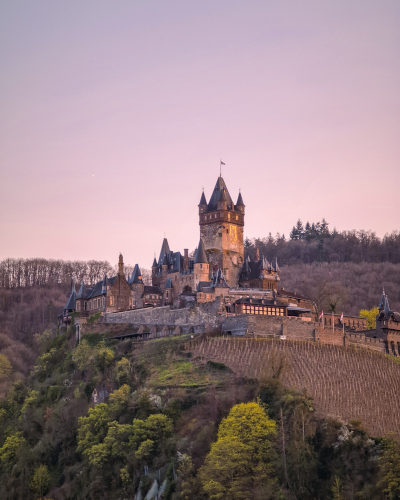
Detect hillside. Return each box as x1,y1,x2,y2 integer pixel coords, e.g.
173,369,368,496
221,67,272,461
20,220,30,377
0,325,400,499
188,337,400,437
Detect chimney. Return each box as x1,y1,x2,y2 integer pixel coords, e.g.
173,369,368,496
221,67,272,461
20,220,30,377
118,254,124,276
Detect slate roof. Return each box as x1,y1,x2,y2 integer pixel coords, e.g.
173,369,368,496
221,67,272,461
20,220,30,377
129,264,143,284
144,285,163,295
152,257,158,268
88,276,117,299
207,176,235,212
199,191,207,205
64,290,76,311
76,280,89,299
158,238,171,266
194,238,208,264
236,191,244,206
239,257,279,282
164,278,173,289
196,281,212,292
378,289,385,310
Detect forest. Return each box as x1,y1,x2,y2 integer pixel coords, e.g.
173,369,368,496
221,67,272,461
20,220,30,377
0,325,399,500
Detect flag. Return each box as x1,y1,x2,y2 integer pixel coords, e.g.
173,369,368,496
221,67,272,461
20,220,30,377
220,160,225,165
340,312,344,322
319,311,323,320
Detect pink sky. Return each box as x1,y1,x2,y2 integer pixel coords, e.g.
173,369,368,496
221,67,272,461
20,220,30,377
1,0,399,270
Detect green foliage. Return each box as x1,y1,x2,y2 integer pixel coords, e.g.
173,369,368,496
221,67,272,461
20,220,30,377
116,357,130,386
95,345,114,372
0,354,12,379
30,464,51,500
73,339,95,370
0,432,25,472
108,384,130,414
199,401,277,499
331,476,343,500
86,311,102,325
378,437,400,499
360,307,379,330
20,388,38,417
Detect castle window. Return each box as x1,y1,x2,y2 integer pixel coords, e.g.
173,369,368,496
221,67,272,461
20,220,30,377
110,297,114,306
84,302,87,310
228,213,230,219
214,214,217,218
236,215,238,220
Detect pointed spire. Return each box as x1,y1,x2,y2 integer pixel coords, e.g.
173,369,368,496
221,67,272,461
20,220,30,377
207,177,234,211
194,238,208,264
164,277,173,289
378,288,385,310
384,294,391,318
152,257,158,268
199,190,207,206
129,264,143,284
158,238,170,266
236,190,244,206
76,280,87,299
275,258,280,272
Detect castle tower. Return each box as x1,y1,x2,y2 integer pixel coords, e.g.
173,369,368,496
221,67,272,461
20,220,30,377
193,237,210,286
199,176,244,287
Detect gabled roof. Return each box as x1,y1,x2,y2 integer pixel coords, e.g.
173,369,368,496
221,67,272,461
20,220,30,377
236,191,244,206
129,264,143,284
102,275,108,288
199,191,207,205
88,276,117,299
194,238,208,264
207,176,234,212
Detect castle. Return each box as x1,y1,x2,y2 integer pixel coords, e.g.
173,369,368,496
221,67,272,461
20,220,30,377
60,174,400,355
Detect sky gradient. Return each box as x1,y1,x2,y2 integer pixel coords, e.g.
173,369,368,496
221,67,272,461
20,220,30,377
1,0,399,269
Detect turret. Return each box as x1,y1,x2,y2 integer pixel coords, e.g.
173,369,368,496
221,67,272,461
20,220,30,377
199,190,207,215
194,237,210,284
129,264,143,285
235,190,245,214
152,255,158,277
378,288,385,311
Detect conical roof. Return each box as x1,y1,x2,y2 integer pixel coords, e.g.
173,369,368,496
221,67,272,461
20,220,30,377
199,191,207,205
194,238,208,264
236,191,244,206
129,264,143,284
217,188,229,203
384,295,391,318
64,289,76,311
158,238,170,266
207,177,234,212
378,289,385,310
152,257,158,268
